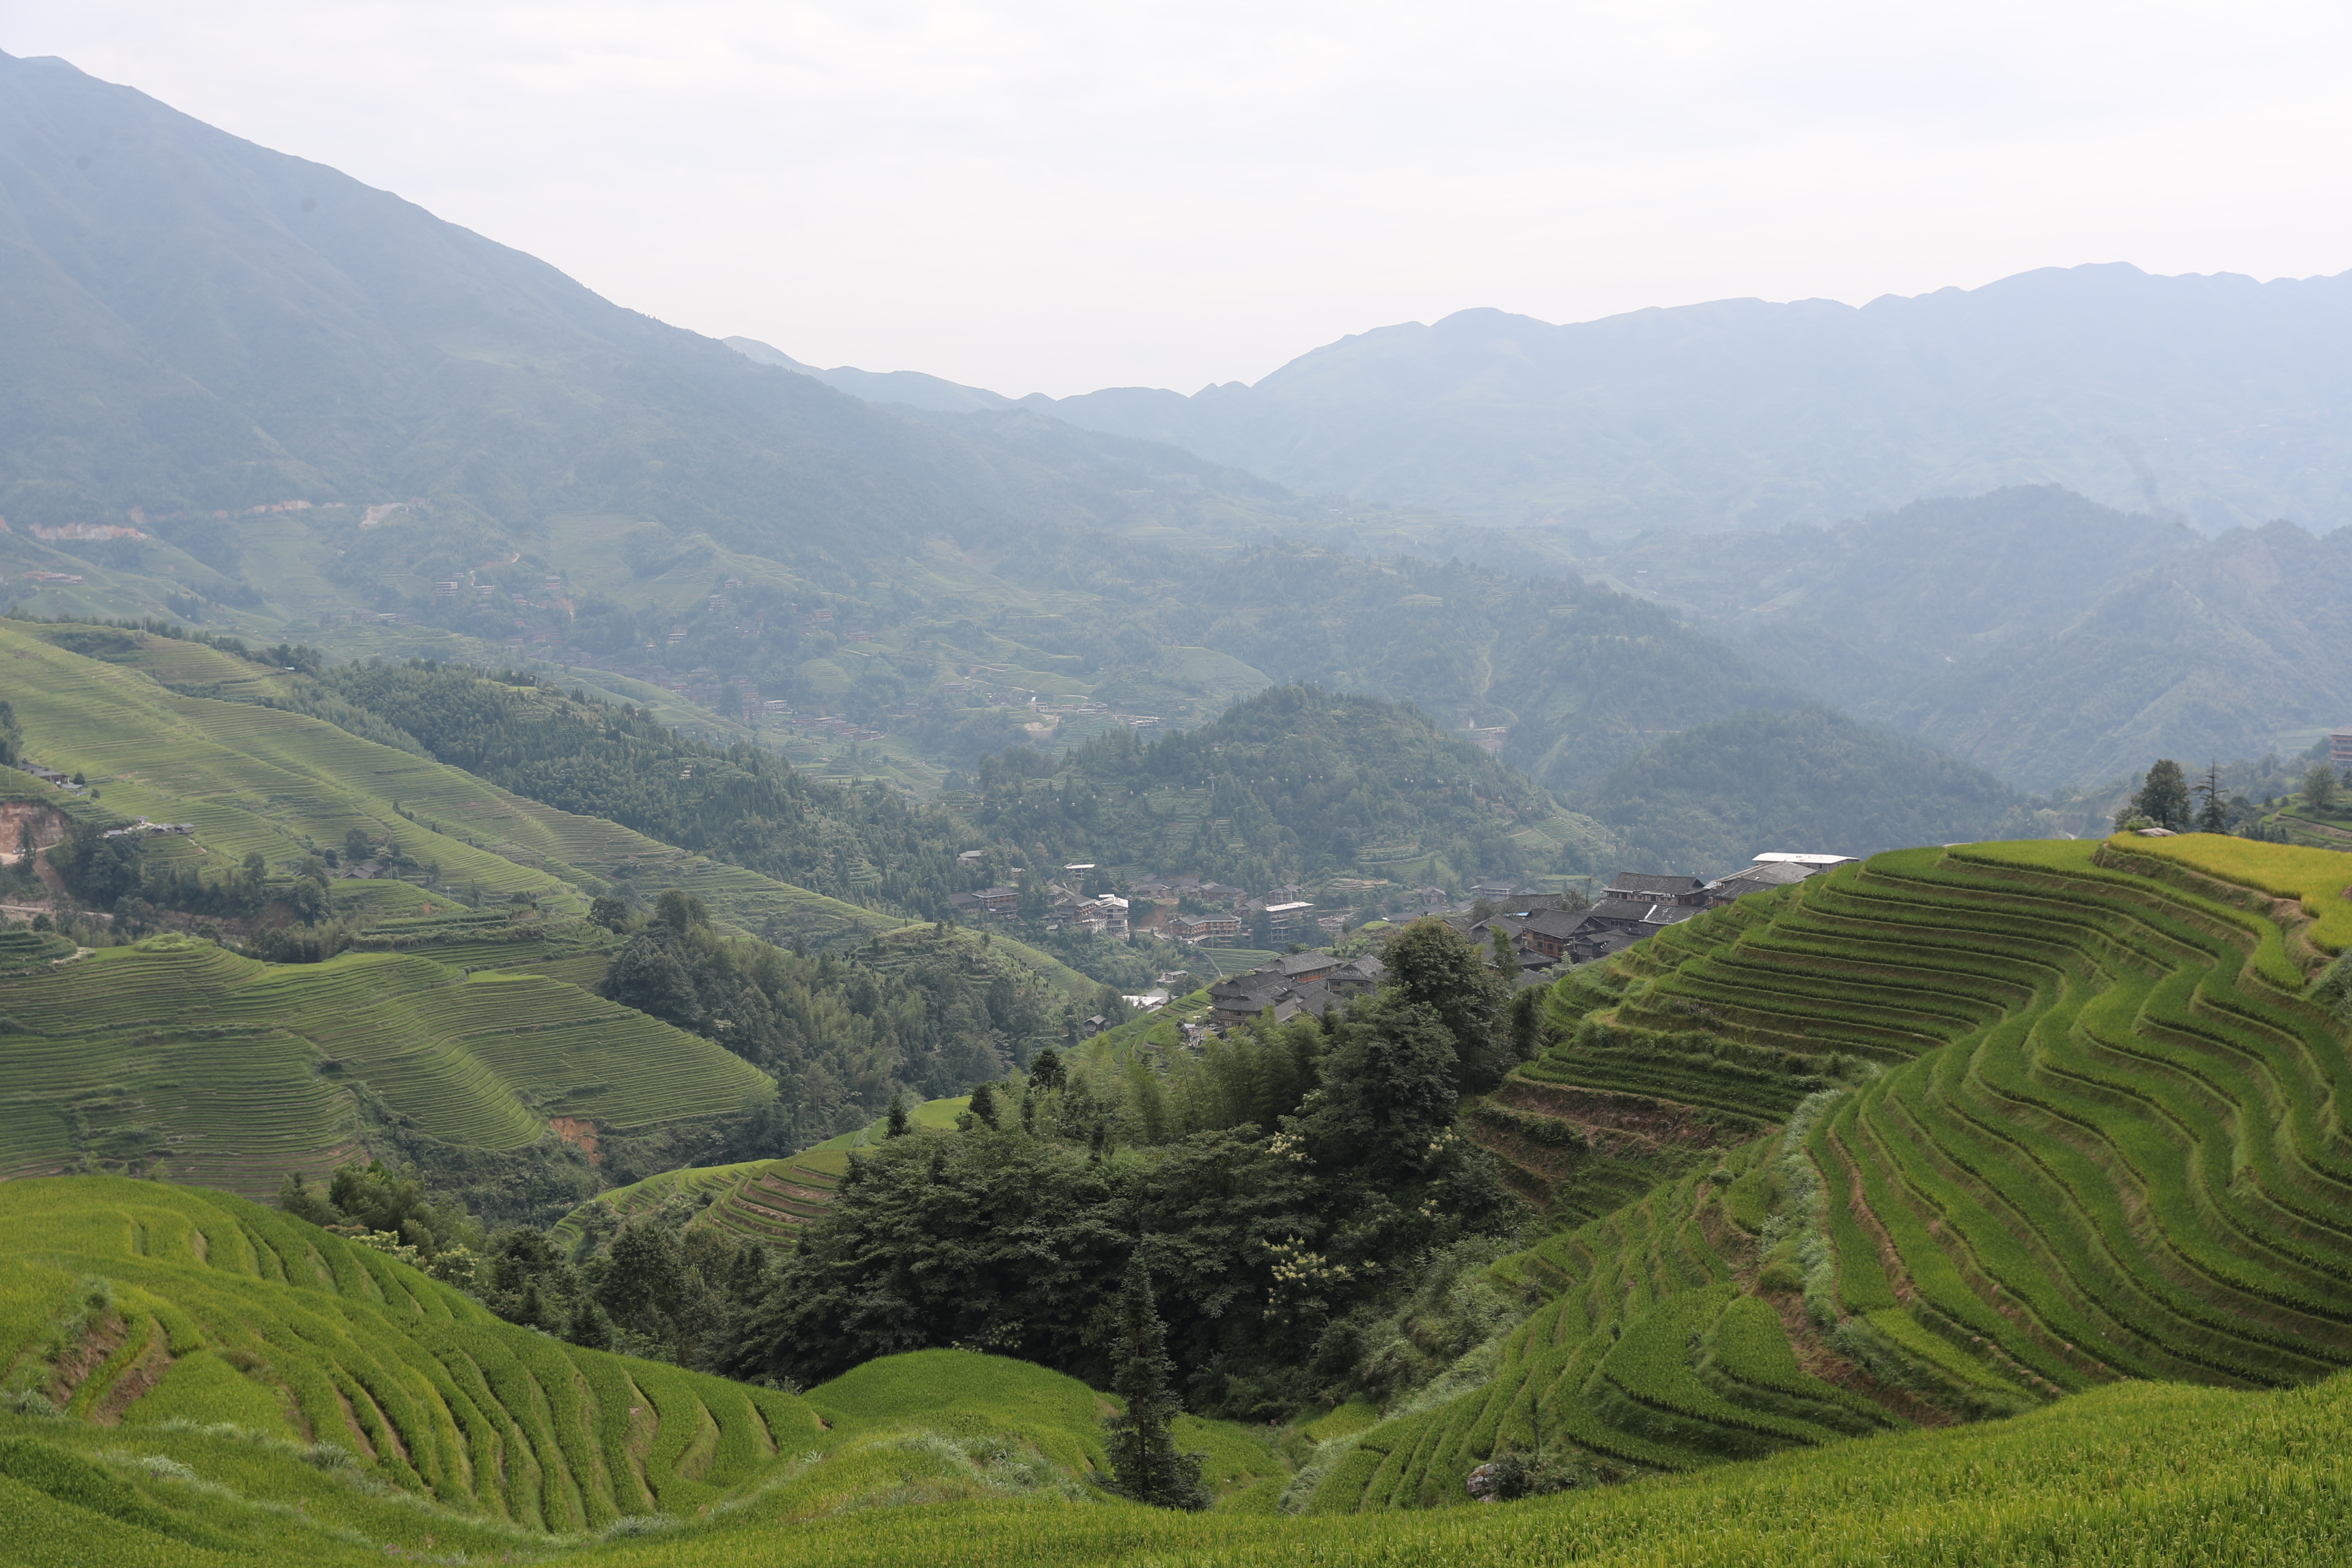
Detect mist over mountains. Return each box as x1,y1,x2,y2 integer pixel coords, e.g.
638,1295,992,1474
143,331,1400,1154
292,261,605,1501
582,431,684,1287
4,45,2347,878
0,49,1305,565
740,263,2352,536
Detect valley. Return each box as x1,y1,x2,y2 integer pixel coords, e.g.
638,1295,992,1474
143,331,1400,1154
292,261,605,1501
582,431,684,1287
6,31,2352,1568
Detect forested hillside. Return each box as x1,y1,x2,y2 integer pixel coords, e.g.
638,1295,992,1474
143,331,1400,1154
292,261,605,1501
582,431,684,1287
967,685,1609,888
1579,706,2032,872
1567,488,2352,792
0,47,2044,870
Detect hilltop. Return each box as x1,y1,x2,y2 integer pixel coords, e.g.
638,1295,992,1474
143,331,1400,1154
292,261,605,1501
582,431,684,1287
1579,705,2032,876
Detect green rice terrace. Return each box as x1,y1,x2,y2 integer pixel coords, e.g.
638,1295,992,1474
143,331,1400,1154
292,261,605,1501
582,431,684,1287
0,935,774,1195
0,618,1095,991
1393,833,2352,1506
547,1096,973,1257
1,1179,2350,1564
9,836,2352,1563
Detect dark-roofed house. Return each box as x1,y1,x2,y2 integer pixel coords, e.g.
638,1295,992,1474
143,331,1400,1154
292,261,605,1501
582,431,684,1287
1257,950,1339,984
1569,925,1649,964
1209,972,1295,1029
1326,954,1384,996
1704,860,1823,905
1517,907,1594,961
1209,949,1385,1030
1600,872,1707,907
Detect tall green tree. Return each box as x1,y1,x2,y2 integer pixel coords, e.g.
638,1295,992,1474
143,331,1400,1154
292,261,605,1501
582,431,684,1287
2195,760,2230,834
1489,926,1520,981
2126,759,2193,831
1301,999,1462,1174
1101,1258,1209,1511
1384,918,1509,1091
2305,763,2340,816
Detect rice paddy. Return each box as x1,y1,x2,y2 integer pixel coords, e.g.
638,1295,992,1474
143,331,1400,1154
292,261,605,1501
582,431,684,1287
2,1181,2350,1567
0,935,774,1195
1405,837,2352,1511
547,1098,970,1257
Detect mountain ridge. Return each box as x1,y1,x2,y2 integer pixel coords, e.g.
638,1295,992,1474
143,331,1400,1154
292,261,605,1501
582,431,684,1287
739,264,2352,534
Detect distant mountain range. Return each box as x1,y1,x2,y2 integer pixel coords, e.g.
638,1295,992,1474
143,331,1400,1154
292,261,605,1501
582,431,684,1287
5,44,2342,884
1583,487,2352,792
736,262,2352,536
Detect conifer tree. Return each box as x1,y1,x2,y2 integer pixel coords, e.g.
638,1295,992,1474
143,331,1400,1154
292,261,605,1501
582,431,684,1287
1101,1258,1209,1510
565,1296,615,1350
968,1081,999,1129
886,1094,910,1138
2195,760,2230,834
1489,925,1520,980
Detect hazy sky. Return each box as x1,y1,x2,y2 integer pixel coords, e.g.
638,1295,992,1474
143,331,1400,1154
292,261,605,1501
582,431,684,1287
6,2,2351,397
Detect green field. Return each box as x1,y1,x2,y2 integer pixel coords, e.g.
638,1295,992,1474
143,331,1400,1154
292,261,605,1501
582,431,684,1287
1,1175,2350,1564
0,935,774,1194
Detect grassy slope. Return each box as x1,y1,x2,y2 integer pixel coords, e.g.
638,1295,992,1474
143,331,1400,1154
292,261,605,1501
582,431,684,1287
2,1284,2348,1564
0,934,774,1193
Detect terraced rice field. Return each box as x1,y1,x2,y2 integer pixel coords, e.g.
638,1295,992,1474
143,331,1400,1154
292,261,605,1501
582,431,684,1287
550,1100,969,1257
0,619,906,949
1364,837,2352,1508
0,1178,820,1530
2,622,1104,998
696,1151,849,1250
5,1172,2352,1562
0,935,773,1195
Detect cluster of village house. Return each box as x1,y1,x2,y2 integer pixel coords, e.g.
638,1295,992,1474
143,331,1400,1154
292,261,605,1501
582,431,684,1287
945,863,1353,944
940,846,1856,1038
1193,852,1856,1035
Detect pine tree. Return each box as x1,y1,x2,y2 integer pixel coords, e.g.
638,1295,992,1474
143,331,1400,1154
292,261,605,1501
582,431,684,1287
1028,1048,1067,1093
565,1296,615,1350
1100,1258,1209,1510
968,1082,999,1129
886,1094,910,1138
1489,926,1520,981
2195,760,2230,834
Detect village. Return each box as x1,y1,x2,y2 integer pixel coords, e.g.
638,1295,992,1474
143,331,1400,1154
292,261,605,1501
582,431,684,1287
942,850,1857,1040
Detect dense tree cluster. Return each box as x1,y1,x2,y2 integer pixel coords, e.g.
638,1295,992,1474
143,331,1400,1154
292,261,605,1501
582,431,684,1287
968,685,1578,891
304,660,994,915
600,890,1059,1144
725,922,1522,1418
